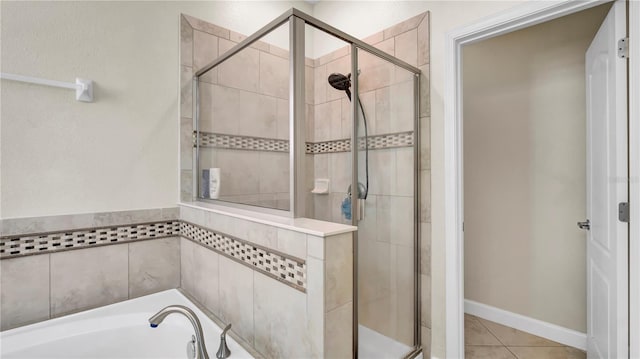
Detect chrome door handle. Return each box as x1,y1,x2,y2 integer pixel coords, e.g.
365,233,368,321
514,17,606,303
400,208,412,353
577,219,590,230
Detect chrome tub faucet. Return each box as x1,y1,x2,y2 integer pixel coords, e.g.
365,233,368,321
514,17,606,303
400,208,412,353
149,305,210,359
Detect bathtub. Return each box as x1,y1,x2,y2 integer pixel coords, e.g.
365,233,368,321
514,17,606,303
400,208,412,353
0,289,253,359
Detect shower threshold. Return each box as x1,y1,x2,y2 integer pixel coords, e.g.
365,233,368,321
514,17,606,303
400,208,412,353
358,325,412,359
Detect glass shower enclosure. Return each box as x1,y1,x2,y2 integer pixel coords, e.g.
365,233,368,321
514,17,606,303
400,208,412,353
192,8,421,358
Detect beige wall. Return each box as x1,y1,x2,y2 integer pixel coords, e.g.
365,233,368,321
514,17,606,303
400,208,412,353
0,1,311,219
462,5,609,334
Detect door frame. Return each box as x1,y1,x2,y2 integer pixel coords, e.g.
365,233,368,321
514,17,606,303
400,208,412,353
442,0,640,357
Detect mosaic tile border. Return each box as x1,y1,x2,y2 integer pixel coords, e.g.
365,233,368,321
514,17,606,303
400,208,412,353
196,131,413,154
306,139,350,154
0,221,180,259
197,132,289,153
306,131,414,154
180,221,306,292
0,220,307,292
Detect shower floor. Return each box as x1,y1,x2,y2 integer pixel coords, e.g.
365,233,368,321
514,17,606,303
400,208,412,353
359,325,412,359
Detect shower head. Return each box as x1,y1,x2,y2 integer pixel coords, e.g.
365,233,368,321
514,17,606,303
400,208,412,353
328,73,351,91
328,73,351,100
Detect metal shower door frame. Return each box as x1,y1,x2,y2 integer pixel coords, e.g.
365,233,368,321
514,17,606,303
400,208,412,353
192,8,422,359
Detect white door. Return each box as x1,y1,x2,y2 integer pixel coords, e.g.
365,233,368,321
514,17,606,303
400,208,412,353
585,1,628,358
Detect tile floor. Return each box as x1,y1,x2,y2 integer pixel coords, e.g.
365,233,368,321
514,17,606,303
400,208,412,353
465,314,586,359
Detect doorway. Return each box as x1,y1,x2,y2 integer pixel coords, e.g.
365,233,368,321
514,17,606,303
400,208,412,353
461,4,611,359
443,0,636,358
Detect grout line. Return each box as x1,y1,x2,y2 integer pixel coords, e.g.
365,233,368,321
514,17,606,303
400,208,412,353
503,345,520,359
257,50,261,102
505,345,571,347
384,24,419,44
194,80,289,104
473,315,507,347
179,237,183,290
127,243,130,299
48,253,52,320
482,328,507,348
217,250,221,318
252,270,256,347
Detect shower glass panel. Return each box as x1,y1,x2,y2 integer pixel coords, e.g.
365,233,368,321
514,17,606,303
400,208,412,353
196,21,291,211
304,24,352,224
304,28,419,357
355,47,418,358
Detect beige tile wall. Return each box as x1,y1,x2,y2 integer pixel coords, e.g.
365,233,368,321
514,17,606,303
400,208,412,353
0,207,179,237
0,207,181,331
418,12,432,355
181,15,317,210
179,205,354,358
0,237,181,330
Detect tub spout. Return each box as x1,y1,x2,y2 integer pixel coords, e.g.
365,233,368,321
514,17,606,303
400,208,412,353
149,305,210,359
216,324,232,359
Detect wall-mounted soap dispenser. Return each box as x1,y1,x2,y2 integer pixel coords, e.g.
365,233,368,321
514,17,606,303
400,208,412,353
209,168,220,199
202,168,221,199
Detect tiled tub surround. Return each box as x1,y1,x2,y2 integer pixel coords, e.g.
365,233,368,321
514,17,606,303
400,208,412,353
0,203,353,359
0,290,253,359
179,204,355,358
0,218,180,330
0,207,179,237
2,217,310,293
180,221,307,291
0,221,179,258
0,208,181,331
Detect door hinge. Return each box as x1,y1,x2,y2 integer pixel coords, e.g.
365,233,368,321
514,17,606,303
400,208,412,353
618,37,629,58
192,131,197,147
619,202,629,223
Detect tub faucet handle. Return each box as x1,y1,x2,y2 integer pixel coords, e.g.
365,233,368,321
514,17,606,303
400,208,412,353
216,323,231,359
221,323,231,337
187,335,196,359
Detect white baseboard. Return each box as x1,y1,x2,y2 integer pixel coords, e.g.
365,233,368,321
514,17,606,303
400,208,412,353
464,299,587,350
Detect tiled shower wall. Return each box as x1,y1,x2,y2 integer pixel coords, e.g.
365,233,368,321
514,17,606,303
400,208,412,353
181,14,315,210
0,208,180,331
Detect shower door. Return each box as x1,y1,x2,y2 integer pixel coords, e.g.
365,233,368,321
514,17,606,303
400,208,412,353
297,12,421,358
352,47,420,358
